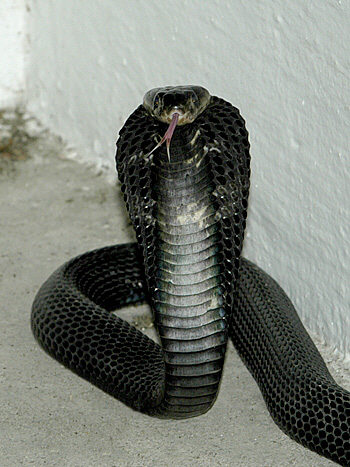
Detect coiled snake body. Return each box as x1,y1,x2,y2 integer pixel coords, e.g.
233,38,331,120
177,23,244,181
31,86,349,465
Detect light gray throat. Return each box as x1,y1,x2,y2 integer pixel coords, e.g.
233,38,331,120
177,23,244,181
150,135,227,417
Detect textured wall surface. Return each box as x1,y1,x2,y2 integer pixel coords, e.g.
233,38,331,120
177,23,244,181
26,0,349,360
0,0,28,107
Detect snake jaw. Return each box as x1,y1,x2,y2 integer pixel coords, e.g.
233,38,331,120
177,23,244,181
147,112,180,162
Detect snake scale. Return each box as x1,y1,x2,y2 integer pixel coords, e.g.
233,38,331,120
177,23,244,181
31,86,350,465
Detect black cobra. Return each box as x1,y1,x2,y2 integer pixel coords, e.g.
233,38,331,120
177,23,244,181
31,86,350,465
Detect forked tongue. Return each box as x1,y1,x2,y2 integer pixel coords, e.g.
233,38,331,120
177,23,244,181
148,112,179,162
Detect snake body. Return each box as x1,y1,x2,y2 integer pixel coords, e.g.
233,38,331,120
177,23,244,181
31,86,349,465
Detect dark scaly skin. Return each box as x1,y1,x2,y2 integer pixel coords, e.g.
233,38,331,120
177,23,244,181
116,90,249,417
31,86,349,465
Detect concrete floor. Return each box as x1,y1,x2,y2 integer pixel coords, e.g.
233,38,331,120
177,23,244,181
1,123,349,467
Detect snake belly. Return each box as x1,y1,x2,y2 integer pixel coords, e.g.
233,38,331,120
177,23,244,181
31,87,349,465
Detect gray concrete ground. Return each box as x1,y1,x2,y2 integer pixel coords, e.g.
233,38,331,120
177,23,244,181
1,116,349,466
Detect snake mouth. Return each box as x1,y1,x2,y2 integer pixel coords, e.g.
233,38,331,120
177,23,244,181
157,107,199,126
161,108,185,124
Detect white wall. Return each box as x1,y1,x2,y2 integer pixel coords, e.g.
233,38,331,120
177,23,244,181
25,1,349,361
0,0,28,108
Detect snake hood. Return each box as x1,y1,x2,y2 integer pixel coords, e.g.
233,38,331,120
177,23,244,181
116,85,250,307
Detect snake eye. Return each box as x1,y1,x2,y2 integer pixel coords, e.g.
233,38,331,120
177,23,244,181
191,93,199,103
153,95,160,109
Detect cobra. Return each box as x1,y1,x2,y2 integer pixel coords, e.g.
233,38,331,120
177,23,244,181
31,85,350,465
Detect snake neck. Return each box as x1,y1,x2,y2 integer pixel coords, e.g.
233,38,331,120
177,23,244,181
146,127,227,418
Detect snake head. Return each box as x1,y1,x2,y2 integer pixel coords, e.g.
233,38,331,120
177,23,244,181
143,85,211,125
